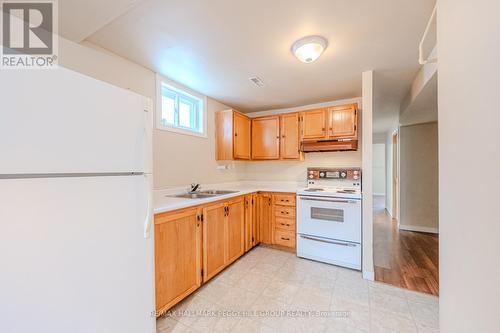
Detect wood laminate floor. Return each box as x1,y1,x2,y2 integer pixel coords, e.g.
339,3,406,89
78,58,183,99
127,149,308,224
373,196,439,296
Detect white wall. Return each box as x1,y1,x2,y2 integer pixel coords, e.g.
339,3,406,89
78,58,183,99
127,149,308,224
154,97,244,187
58,38,244,189
399,122,438,233
372,144,386,196
438,0,500,332
361,71,374,280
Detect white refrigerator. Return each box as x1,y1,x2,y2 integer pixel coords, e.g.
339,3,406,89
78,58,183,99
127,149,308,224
0,67,156,333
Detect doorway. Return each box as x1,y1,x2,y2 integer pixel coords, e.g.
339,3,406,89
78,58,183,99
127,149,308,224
373,127,439,296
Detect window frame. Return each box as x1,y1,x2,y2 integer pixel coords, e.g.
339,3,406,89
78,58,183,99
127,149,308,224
155,74,207,138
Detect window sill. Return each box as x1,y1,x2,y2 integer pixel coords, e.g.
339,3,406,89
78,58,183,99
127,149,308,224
155,124,207,138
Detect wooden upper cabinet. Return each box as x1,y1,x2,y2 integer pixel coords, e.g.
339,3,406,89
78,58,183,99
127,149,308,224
328,104,358,140
251,116,280,160
154,208,201,313
280,113,302,160
226,198,245,264
202,202,227,282
215,109,250,160
233,112,251,159
300,108,327,141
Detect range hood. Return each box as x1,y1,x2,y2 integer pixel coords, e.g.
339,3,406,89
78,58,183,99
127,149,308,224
301,140,358,152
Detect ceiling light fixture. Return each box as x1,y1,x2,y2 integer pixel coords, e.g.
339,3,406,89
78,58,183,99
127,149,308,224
291,35,328,63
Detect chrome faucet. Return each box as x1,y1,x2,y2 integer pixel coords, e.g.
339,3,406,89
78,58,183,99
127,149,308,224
190,183,201,193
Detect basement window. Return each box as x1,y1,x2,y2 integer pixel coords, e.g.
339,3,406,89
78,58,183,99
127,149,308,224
156,75,207,137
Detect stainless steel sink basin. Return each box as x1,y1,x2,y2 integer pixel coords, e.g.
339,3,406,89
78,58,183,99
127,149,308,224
199,190,238,195
169,193,217,199
168,190,238,199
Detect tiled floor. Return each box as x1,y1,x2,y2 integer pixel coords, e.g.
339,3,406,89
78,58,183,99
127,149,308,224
157,246,439,333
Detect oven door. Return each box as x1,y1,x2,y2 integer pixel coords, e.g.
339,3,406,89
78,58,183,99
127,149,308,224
297,195,361,243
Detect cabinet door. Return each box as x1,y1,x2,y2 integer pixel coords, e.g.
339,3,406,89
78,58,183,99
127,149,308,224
280,113,302,160
233,112,251,159
202,202,227,282
244,195,253,252
252,116,280,160
250,194,259,247
244,193,259,252
329,104,358,139
155,208,201,313
215,110,234,160
227,198,245,264
258,193,273,244
301,108,327,140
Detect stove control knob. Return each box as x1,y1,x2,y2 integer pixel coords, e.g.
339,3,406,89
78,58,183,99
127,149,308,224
319,172,325,178
341,172,346,178
309,175,314,179
353,175,359,180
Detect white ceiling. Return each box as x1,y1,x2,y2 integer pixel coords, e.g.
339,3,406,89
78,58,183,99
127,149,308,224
59,0,147,42
59,0,436,133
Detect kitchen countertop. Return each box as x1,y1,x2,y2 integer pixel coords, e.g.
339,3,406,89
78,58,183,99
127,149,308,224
154,181,304,214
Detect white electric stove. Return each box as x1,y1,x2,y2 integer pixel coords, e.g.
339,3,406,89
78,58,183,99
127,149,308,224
296,167,362,270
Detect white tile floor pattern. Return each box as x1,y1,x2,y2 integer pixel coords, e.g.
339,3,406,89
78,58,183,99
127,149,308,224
157,246,439,333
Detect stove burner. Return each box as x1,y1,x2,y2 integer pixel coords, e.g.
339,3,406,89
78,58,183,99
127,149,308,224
304,188,325,192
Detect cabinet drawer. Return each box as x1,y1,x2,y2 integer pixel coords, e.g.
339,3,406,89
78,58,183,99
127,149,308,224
275,217,295,231
273,194,296,206
274,229,296,248
274,206,295,218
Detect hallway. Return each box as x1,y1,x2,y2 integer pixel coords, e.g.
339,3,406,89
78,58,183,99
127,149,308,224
373,196,439,295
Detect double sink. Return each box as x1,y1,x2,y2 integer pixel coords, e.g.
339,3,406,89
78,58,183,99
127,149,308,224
168,190,238,199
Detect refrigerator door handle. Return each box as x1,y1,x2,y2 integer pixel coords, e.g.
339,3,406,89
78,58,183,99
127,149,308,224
143,174,153,239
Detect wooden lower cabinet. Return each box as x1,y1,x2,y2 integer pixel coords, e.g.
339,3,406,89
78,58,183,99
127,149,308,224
272,193,297,250
154,192,295,315
258,193,273,244
274,228,296,248
226,198,245,264
154,207,202,315
244,193,258,251
202,202,227,281
202,197,245,282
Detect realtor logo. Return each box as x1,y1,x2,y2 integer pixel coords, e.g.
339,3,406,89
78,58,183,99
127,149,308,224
1,0,58,68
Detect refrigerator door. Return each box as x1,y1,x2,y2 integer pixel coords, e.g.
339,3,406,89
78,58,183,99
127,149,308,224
0,67,151,175
0,176,155,333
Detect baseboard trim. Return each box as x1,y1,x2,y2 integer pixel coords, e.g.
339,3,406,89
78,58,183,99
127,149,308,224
362,270,375,281
399,224,439,234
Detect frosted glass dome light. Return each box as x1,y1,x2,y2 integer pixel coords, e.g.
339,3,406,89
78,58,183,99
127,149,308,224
291,36,328,63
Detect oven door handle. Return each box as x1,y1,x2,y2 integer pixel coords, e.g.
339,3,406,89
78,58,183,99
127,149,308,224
299,197,358,204
300,235,357,247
